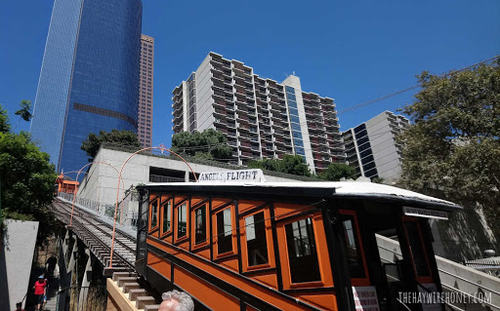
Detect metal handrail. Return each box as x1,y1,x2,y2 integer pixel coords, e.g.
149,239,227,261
440,283,499,310
378,239,500,310
378,243,500,296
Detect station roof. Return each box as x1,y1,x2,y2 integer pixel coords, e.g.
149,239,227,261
138,181,461,212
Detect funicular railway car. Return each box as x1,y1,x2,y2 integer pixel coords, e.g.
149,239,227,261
135,173,460,311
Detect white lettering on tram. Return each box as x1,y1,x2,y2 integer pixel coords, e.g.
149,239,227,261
198,169,265,183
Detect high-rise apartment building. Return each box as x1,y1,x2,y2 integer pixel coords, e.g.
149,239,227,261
342,111,409,184
172,52,345,173
30,0,142,174
138,34,154,148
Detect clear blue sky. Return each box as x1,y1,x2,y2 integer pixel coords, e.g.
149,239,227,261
1,0,499,148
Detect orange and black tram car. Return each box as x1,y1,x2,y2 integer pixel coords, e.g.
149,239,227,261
135,179,460,311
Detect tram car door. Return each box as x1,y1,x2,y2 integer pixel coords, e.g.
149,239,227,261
334,202,444,311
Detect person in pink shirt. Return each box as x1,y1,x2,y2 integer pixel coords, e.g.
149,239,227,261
33,275,47,311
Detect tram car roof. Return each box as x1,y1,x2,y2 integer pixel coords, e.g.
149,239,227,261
137,181,461,212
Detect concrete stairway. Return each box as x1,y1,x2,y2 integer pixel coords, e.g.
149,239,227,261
108,272,160,311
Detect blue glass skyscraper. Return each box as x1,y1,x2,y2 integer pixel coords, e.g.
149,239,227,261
30,0,142,174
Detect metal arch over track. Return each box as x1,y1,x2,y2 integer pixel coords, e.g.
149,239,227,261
51,198,137,272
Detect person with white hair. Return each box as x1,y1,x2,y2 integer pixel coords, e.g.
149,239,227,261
158,289,195,311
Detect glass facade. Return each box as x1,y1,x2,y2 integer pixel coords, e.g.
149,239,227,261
285,86,306,158
30,0,142,175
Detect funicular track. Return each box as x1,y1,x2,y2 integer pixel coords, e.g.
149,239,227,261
51,198,137,271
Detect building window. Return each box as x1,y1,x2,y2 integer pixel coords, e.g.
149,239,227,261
245,212,268,266
217,208,233,254
194,205,207,245
285,218,321,283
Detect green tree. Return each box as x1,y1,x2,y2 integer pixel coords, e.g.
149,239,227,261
278,154,311,176
13,99,32,131
249,155,311,177
0,104,10,133
81,129,142,161
0,129,58,246
398,59,500,238
171,129,232,160
318,162,356,181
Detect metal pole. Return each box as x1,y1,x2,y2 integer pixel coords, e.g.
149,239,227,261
108,146,197,268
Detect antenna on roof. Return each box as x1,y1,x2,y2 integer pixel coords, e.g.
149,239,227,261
292,71,296,75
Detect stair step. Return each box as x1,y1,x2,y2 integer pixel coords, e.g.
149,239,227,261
136,296,156,309
144,304,161,311
112,271,138,282
129,288,147,301
117,276,138,287
123,282,141,293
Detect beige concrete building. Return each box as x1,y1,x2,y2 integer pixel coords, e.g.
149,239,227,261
172,52,345,174
138,34,154,147
342,111,409,184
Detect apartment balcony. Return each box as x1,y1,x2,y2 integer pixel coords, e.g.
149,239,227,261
304,110,319,118
172,93,183,102
303,102,321,111
259,122,271,130
212,91,227,102
309,96,321,103
226,127,237,136
239,142,253,151
233,75,252,88
214,120,228,132
172,122,183,133
235,97,247,107
248,118,257,126
274,137,286,145
321,103,336,112
313,148,330,155
310,137,327,144
327,138,344,145
239,151,253,159
308,124,325,132
273,129,287,138
259,113,270,121
314,156,331,163
172,91,183,102
324,119,340,127
269,107,281,116
233,65,252,76
261,134,273,143
209,55,228,65
172,99,183,112
211,67,232,79
224,120,236,129
227,140,238,148
211,74,227,84
329,144,345,152
269,96,285,106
